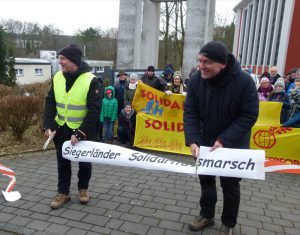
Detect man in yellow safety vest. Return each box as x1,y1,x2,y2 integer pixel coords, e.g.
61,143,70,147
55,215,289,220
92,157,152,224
43,44,103,209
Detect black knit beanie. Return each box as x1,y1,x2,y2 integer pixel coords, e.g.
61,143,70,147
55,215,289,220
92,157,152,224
199,41,228,64
58,44,82,66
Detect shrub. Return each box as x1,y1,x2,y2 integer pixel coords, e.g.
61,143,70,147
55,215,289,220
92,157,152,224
0,84,13,98
1,95,40,140
0,85,14,131
21,81,51,129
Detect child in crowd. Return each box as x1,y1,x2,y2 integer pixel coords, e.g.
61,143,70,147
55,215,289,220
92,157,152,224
117,102,136,148
257,77,273,101
125,73,138,103
165,71,187,96
282,78,300,127
100,86,118,144
268,79,291,123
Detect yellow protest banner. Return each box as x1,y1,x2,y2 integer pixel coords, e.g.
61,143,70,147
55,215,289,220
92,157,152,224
133,83,300,174
134,113,190,154
132,82,190,154
132,82,185,120
250,102,300,173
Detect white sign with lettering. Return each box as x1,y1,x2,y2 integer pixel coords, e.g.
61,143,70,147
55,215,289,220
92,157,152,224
62,141,265,180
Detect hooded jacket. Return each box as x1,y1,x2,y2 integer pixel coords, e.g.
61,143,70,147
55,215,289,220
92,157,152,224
100,86,118,122
183,53,259,148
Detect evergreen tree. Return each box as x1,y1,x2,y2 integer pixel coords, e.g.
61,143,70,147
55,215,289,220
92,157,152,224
0,26,16,86
7,47,16,86
0,26,8,85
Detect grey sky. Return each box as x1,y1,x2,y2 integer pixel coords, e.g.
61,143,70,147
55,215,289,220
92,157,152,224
0,0,240,35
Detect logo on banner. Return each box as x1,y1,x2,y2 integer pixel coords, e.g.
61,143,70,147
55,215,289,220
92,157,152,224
253,126,292,149
141,99,164,116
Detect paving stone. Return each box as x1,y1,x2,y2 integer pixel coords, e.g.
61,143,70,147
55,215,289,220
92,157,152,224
284,227,300,235
130,206,155,217
66,220,93,230
153,197,176,205
119,221,149,235
1,206,17,213
104,210,123,219
105,218,123,229
26,220,49,231
9,215,32,227
280,212,300,223
153,210,181,222
60,209,87,221
97,200,120,210
241,225,258,235
141,217,160,226
119,212,143,223
90,225,111,234
262,222,284,233
147,227,165,235
47,216,68,225
1,151,300,235
110,230,135,235
159,220,183,231
0,212,15,222
66,228,86,235
117,204,133,213
257,229,276,235
82,214,109,226
164,205,190,214
29,213,50,222
248,213,272,223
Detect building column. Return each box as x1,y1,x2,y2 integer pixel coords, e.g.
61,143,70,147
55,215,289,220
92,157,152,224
116,0,143,69
140,0,160,69
182,0,215,79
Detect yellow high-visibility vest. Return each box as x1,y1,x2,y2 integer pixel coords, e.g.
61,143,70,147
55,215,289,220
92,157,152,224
54,71,94,129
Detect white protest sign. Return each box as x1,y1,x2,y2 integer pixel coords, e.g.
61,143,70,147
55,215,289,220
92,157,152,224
199,146,265,180
62,141,265,180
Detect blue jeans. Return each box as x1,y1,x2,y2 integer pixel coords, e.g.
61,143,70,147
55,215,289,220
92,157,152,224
103,117,114,141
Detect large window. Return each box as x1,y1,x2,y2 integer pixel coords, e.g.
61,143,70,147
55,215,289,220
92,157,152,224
15,69,24,76
35,68,43,76
96,66,104,72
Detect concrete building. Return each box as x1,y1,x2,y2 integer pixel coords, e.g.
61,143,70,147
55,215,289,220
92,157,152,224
15,58,51,85
233,0,300,75
117,0,215,78
86,60,114,74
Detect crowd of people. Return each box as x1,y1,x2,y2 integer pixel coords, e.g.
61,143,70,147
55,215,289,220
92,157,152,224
42,42,298,235
97,63,189,148
251,66,300,126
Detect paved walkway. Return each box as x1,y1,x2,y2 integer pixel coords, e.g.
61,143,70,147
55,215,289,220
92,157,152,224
0,149,299,235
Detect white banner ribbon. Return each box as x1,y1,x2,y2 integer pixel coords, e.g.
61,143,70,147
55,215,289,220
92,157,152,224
0,164,21,202
62,141,265,180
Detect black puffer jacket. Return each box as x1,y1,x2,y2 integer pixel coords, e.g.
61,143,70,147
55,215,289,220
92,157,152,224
183,54,259,148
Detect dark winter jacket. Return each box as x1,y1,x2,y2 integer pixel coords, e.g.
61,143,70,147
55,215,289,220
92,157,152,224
43,61,102,140
114,79,129,114
183,53,259,148
118,109,136,142
268,91,291,123
269,74,281,85
141,74,162,91
100,86,118,122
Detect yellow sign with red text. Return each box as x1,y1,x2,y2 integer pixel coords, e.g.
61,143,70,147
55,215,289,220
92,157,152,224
133,83,300,174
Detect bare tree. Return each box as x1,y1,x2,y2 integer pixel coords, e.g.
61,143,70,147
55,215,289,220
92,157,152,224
159,1,186,70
